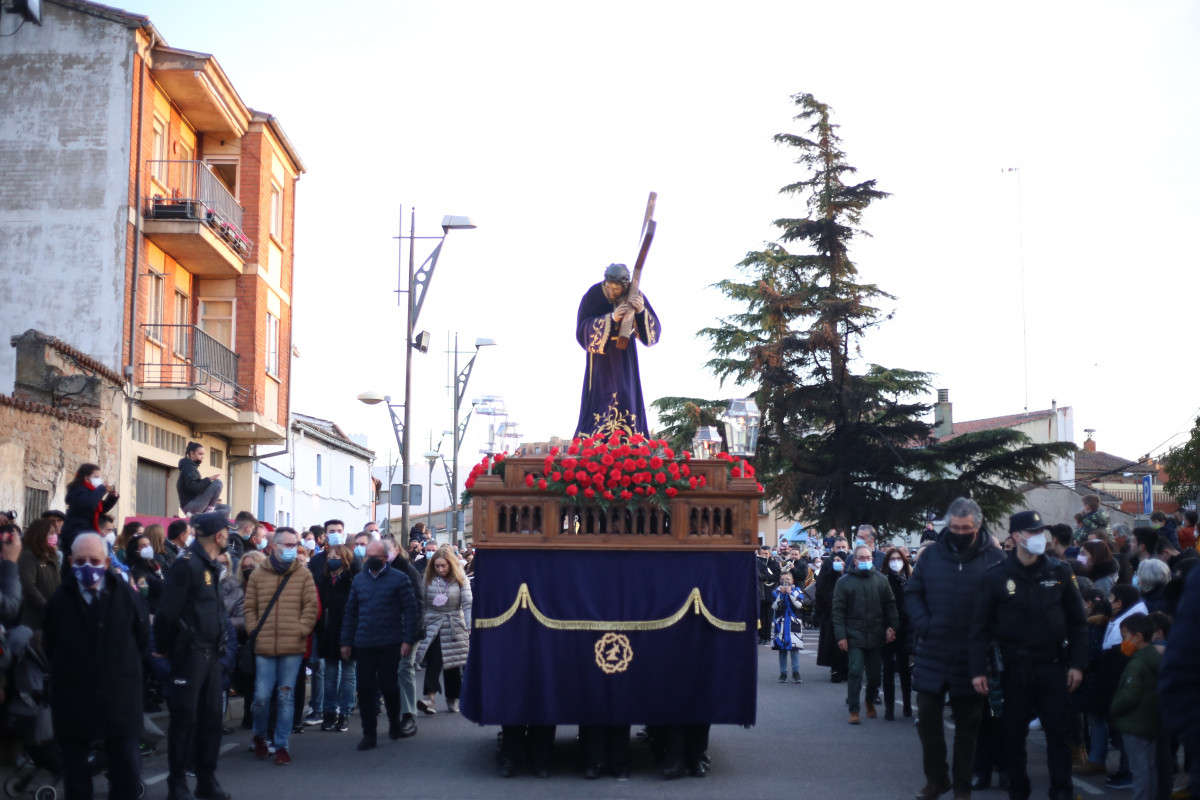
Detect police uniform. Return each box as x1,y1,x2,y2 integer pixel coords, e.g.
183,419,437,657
153,513,231,800
970,514,1087,800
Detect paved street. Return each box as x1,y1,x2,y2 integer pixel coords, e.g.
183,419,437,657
117,628,1134,800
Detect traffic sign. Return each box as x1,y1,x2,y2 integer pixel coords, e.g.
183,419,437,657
1142,474,1153,516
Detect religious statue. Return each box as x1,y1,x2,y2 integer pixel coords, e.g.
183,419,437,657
574,262,661,439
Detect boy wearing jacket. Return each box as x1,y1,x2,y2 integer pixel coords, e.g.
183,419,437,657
1109,613,1161,800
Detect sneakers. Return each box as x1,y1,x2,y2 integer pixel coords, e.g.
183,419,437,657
1106,773,1133,789
792,671,803,684
1073,761,1105,776
335,714,349,732
447,698,460,713
253,735,269,760
320,711,337,732
778,672,787,683
849,712,860,725
274,747,291,766
396,713,417,738
417,696,437,715
1028,717,1042,731
304,711,323,726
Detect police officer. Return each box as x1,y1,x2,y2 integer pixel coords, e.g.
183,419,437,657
970,510,1087,800
154,512,232,800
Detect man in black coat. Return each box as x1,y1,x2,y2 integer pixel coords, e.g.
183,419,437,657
756,546,781,644
45,532,148,800
906,497,1005,800
176,442,230,516
1161,566,1200,797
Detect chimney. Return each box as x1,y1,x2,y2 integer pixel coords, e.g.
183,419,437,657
1083,428,1096,452
933,389,953,438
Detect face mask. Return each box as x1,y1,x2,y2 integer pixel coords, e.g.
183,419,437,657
856,561,872,571
365,556,384,573
1076,553,1090,565
370,532,381,541
948,532,974,550
327,533,344,546
834,550,848,557
280,546,297,563
831,560,844,572
854,539,866,548
243,569,254,581
72,563,106,588
47,534,58,548
328,557,343,571
303,539,316,551
889,559,904,572
104,532,117,546
1021,533,1047,556
88,476,103,489
388,551,398,562
256,539,267,551
1119,638,1138,658
354,545,367,559
139,546,154,561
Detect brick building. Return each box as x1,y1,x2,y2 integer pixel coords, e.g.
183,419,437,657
0,0,304,519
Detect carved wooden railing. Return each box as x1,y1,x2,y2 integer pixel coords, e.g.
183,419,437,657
470,457,760,550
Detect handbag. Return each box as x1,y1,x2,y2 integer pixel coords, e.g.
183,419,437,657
237,572,293,675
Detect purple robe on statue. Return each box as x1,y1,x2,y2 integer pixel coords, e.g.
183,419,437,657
574,282,661,439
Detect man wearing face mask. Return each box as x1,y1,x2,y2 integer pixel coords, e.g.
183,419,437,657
163,519,191,566
970,510,1087,800
308,519,346,579
244,527,318,766
833,545,899,723
156,512,234,800
341,540,419,751
45,532,149,800
907,497,1006,800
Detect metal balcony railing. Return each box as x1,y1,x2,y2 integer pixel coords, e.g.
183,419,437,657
141,324,247,408
145,160,252,258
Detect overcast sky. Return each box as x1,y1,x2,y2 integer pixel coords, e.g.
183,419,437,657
136,0,1199,513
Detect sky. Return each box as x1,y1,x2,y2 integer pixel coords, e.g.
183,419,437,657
134,0,1200,514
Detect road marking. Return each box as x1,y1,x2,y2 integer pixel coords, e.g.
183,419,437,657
1074,778,1103,795
144,742,241,785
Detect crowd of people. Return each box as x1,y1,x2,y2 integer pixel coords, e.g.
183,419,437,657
0,449,475,800
760,498,1200,800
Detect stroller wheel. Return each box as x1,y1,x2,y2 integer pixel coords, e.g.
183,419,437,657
34,787,57,800
4,775,28,798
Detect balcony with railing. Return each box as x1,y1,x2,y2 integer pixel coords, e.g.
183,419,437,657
139,323,247,419
143,160,252,276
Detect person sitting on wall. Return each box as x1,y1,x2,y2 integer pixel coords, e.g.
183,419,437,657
177,441,231,516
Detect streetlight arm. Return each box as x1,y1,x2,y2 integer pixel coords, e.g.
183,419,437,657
455,352,478,411
385,401,405,454
410,240,444,330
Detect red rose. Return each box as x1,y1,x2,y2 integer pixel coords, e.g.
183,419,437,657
681,464,691,477
592,474,605,487
731,467,742,478
550,447,559,456
655,472,667,485
744,463,756,477
563,469,575,482
698,475,707,487
567,444,579,455
562,457,578,470
537,479,548,490
608,434,621,447
494,453,505,462
688,476,698,489
583,487,595,499
663,447,675,459
649,456,663,470
606,478,619,489
646,487,656,495
665,487,678,498
630,434,644,444
634,487,645,495
603,491,614,500
636,458,647,470
683,451,692,460
543,458,554,472
581,448,594,459
756,483,764,492
617,446,632,458
524,474,535,488
623,458,637,472
465,477,476,489
609,468,623,480
552,471,562,481
601,453,615,466
565,484,579,497
620,490,633,501
620,476,632,487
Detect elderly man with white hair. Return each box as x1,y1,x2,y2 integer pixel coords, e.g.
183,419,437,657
44,532,148,800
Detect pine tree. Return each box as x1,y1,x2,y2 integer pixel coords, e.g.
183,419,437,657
1162,416,1200,506
694,93,1073,534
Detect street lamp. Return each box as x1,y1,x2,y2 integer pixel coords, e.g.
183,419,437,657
448,335,496,544
691,426,722,459
376,209,476,540
721,398,761,457
423,448,440,541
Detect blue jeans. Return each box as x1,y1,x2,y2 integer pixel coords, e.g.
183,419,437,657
1086,712,1110,764
309,658,324,716
253,654,303,750
397,650,416,716
322,658,357,714
1124,733,1156,800
777,649,799,672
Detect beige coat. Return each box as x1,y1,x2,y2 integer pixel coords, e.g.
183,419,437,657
414,576,472,669
245,558,318,657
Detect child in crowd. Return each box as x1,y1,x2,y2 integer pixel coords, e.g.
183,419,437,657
1109,613,1160,800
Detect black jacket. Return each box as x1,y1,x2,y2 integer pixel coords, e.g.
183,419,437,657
969,552,1087,677
1161,566,1200,739
60,483,117,556
906,528,1005,697
154,539,227,653
176,457,212,508
44,569,148,742
314,563,358,661
757,556,782,602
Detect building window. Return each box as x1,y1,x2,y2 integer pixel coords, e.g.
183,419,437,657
199,299,234,348
316,454,322,486
135,459,170,517
24,487,48,522
349,465,355,495
147,272,165,332
759,499,768,516
269,183,283,239
151,117,167,184
265,313,279,377
209,448,223,469
173,291,190,357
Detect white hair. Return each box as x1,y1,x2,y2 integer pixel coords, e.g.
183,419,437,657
71,532,105,555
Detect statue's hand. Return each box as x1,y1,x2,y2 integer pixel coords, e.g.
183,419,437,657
612,304,629,323
629,293,645,313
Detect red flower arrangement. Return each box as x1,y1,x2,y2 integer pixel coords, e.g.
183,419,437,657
462,433,761,511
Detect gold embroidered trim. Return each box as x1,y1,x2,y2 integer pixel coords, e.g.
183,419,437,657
474,583,747,632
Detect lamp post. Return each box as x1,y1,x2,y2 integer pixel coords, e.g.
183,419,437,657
691,426,722,459
423,447,439,541
361,209,476,540
448,335,495,544
721,398,762,457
